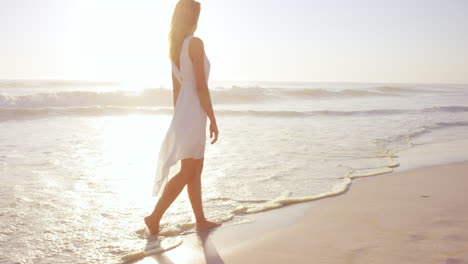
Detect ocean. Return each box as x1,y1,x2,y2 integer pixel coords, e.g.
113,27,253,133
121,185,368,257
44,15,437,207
1,80,467,263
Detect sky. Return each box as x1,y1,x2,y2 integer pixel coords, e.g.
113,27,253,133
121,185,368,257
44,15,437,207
1,0,467,84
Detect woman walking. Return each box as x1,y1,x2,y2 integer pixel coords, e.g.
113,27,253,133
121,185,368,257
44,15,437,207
144,0,220,236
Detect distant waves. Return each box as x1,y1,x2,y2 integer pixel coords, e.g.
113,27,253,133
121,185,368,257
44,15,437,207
0,85,458,109
2,105,468,121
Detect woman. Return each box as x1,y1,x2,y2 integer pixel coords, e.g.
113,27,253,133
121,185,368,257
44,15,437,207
144,0,220,236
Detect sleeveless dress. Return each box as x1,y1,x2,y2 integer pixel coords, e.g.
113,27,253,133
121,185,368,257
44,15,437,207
152,34,211,197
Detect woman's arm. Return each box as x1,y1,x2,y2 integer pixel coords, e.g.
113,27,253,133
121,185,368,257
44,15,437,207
189,37,216,124
189,37,218,144
171,72,181,108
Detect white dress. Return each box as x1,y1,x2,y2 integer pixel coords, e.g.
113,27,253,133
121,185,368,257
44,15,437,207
152,34,211,197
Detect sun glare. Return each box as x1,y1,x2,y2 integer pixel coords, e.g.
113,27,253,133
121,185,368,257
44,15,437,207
100,114,170,202
74,0,175,85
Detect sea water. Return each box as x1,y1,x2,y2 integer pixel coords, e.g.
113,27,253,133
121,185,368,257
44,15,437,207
1,80,467,263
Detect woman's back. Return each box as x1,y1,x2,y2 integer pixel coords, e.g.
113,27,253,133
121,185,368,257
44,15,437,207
171,34,210,85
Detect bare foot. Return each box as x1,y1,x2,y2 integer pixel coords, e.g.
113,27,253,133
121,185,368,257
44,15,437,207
196,220,221,231
144,216,160,236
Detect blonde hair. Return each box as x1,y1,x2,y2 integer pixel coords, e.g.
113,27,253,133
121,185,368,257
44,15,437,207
168,0,201,64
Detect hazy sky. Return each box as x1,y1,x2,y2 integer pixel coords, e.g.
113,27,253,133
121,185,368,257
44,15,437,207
1,0,467,84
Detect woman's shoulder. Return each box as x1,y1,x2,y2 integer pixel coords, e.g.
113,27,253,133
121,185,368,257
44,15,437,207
188,36,206,58
189,36,204,49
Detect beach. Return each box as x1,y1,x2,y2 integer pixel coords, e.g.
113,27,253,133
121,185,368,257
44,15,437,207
136,160,468,264
3,0,468,262
1,81,468,263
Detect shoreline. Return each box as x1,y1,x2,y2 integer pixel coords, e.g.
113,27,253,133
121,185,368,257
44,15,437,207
134,139,468,263
218,160,468,264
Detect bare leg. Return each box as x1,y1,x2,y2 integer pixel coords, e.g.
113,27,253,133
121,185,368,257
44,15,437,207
187,158,221,230
187,158,206,222
145,159,195,235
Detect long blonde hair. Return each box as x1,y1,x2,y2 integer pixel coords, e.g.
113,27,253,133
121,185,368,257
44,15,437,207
168,0,201,64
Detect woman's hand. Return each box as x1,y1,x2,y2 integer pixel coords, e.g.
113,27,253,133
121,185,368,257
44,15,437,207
209,121,218,144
